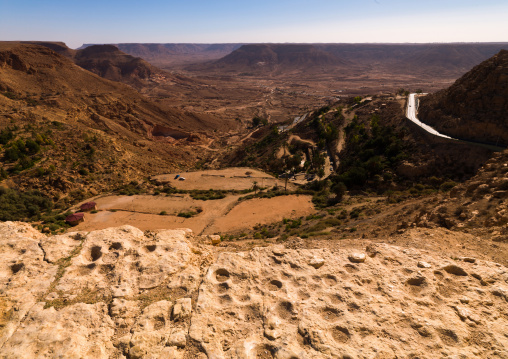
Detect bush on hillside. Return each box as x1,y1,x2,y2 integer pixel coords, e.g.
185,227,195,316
0,187,53,221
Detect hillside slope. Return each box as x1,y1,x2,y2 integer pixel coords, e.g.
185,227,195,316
418,50,508,146
0,43,214,201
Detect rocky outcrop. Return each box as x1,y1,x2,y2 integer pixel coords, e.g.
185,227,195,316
419,50,508,146
0,222,506,358
410,150,508,232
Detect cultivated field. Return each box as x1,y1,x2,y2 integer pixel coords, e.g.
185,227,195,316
73,168,312,235
151,167,297,191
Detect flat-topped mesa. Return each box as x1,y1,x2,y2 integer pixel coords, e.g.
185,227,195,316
201,43,350,73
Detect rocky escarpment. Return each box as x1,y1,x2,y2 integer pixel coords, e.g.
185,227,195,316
0,222,507,358
400,151,508,240
418,50,508,146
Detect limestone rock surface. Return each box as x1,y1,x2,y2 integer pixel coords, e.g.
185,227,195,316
0,222,507,358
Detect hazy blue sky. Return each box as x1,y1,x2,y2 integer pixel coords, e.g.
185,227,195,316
1,0,507,48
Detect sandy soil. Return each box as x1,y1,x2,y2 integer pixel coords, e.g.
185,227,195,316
92,194,201,214
206,195,314,234
73,193,313,235
152,167,297,191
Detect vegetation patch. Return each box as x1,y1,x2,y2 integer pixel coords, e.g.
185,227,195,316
177,210,198,218
189,189,227,200
0,187,54,221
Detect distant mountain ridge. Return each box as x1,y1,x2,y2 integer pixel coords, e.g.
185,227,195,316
211,44,350,70
79,43,245,68
78,42,508,76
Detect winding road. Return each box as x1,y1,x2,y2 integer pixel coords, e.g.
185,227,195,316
406,93,454,139
406,93,505,151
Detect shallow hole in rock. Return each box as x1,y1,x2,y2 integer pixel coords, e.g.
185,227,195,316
281,271,292,279
348,302,360,311
218,282,230,293
331,326,351,343
222,337,232,352
311,275,322,283
100,264,115,274
321,306,341,321
277,301,295,320
298,290,311,300
11,263,24,274
103,252,119,262
219,294,233,304
353,291,364,299
329,294,343,304
145,244,157,252
238,294,251,302
109,242,122,250
87,263,97,270
215,268,230,282
438,328,460,345
255,344,275,359
90,246,102,261
407,276,426,286
433,270,444,279
323,274,338,286
344,264,358,273
443,265,468,276
272,256,282,264
267,280,283,291
153,316,166,330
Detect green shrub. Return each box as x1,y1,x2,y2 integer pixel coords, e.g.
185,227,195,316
178,211,197,218
0,128,14,145
0,187,53,221
440,181,457,192
307,222,327,232
283,218,301,231
2,91,18,100
349,208,362,219
4,147,21,162
337,209,348,219
324,217,342,226
190,190,226,200
25,139,40,154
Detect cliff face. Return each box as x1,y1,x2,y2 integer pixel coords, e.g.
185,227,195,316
0,222,507,358
419,50,508,146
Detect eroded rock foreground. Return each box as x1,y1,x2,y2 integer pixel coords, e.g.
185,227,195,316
0,222,507,358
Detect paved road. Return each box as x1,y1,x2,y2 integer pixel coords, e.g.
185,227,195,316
406,94,505,151
406,93,454,139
